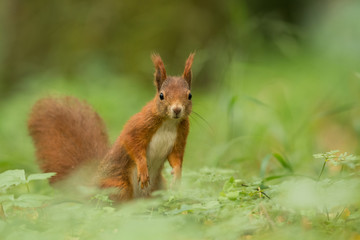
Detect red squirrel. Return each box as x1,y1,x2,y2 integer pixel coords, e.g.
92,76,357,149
28,53,194,201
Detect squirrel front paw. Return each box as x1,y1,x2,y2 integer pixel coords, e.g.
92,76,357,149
137,170,150,189
170,166,182,189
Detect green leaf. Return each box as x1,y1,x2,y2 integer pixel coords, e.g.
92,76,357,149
227,95,238,115
223,177,235,192
0,169,26,192
166,204,198,215
13,194,52,208
273,153,293,172
321,103,354,117
203,200,220,209
245,96,271,108
263,174,293,182
226,191,239,200
27,172,56,182
0,194,14,203
260,154,272,179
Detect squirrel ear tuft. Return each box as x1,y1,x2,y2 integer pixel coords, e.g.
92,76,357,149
151,53,167,91
183,52,195,88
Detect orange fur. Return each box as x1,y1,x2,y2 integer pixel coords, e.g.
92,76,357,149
28,97,109,183
183,52,195,87
151,53,167,91
28,53,195,201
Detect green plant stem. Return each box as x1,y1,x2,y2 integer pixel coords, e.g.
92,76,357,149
334,207,346,221
340,165,344,176
0,204,6,220
318,159,327,181
26,183,30,193
325,207,330,221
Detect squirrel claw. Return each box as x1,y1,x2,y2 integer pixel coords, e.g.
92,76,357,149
138,172,150,189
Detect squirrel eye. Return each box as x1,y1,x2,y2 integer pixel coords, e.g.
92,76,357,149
188,93,192,100
159,92,164,100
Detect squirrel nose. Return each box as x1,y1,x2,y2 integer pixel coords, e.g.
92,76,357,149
173,107,182,115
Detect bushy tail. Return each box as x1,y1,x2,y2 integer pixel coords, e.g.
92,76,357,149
28,97,110,183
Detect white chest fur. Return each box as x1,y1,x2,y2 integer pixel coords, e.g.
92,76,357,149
132,119,179,197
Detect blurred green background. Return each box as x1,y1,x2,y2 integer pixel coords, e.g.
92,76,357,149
0,0,360,178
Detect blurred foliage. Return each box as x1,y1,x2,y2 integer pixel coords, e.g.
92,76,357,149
0,0,329,95
1,154,360,240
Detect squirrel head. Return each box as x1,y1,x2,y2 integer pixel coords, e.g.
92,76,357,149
151,53,194,120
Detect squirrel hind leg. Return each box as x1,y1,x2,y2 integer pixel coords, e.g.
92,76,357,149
151,174,166,192
100,178,134,202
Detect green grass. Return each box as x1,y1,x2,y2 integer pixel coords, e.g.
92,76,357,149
0,153,359,240
1,50,360,239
